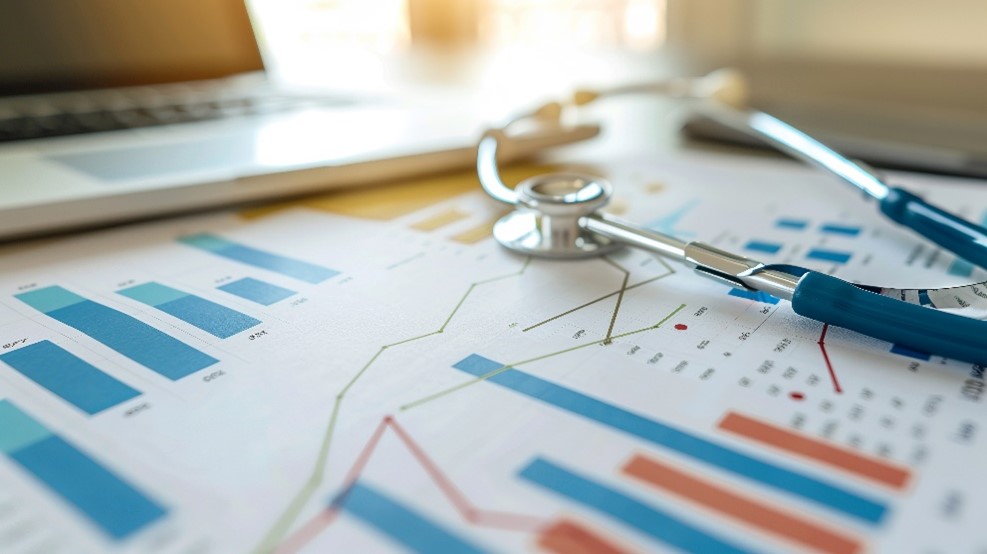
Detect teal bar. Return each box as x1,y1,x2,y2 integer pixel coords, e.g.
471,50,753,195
16,287,86,314
118,283,188,307
0,400,52,454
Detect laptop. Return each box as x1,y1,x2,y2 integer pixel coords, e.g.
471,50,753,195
0,0,590,241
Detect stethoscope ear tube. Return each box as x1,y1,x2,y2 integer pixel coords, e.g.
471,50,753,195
792,272,987,366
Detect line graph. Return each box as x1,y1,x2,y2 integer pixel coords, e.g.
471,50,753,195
818,324,844,394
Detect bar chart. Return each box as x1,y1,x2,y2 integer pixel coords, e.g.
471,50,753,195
0,341,140,415
16,286,218,380
218,277,297,306
179,233,339,284
118,282,260,339
0,400,167,539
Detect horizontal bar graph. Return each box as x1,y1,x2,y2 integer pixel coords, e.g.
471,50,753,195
744,240,783,255
623,454,862,554
890,344,931,362
0,400,166,539
520,458,758,554
16,286,217,381
820,224,862,237
453,354,887,524
218,277,296,306
118,282,260,339
538,519,628,554
728,288,780,305
179,233,339,284
338,482,489,554
719,412,911,489
0,341,140,415
775,218,808,230
806,248,852,264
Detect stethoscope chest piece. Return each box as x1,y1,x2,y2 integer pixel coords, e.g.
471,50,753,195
492,173,621,259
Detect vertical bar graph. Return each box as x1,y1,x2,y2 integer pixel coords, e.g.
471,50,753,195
218,277,296,306
118,282,260,339
622,454,863,554
519,458,758,554
16,286,217,381
338,482,489,554
0,400,167,539
178,233,339,284
0,341,140,415
453,354,887,524
718,412,911,489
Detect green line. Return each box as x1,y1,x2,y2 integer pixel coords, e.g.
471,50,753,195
399,303,687,412
253,257,531,553
600,257,629,344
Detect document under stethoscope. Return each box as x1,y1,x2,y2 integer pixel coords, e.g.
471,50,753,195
475,70,987,366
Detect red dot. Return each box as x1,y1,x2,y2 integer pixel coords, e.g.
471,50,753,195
674,324,688,331
789,392,806,401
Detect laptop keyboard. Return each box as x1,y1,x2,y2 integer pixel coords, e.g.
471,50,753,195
0,84,334,143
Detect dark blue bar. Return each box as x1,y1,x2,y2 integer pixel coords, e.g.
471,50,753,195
520,458,759,554
218,278,296,306
775,218,808,230
744,240,783,254
453,354,887,524
820,224,862,237
946,258,974,278
806,248,853,264
728,288,780,305
0,341,140,415
156,295,261,339
339,482,488,554
10,435,167,539
48,301,217,380
890,344,931,361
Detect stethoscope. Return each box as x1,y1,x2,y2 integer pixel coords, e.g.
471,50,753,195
477,70,987,366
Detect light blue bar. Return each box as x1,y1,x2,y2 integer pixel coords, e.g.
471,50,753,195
947,258,974,278
775,218,808,230
453,354,888,524
15,286,85,313
218,278,296,306
728,288,780,305
118,282,261,339
520,458,759,554
338,482,489,554
179,233,339,284
16,286,218,380
118,282,187,307
0,400,52,454
1,341,141,415
820,223,862,237
806,248,852,264
744,240,783,254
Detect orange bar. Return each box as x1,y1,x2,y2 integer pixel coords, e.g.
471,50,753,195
719,412,910,489
538,519,631,554
623,455,862,554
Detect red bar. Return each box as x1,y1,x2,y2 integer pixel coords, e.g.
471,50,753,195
719,412,910,489
537,519,631,554
623,455,862,554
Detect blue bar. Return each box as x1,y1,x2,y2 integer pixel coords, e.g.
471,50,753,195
728,288,780,305
820,224,862,237
775,218,808,230
1,341,140,415
890,344,931,361
179,233,339,284
119,282,261,339
338,482,489,554
744,240,783,255
947,258,974,278
520,458,759,554
218,277,296,306
806,248,852,264
16,286,218,381
0,400,167,539
453,354,888,524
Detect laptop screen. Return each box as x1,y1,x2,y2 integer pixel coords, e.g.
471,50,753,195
0,0,264,96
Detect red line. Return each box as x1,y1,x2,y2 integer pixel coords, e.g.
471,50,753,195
277,416,549,553
817,324,843,394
